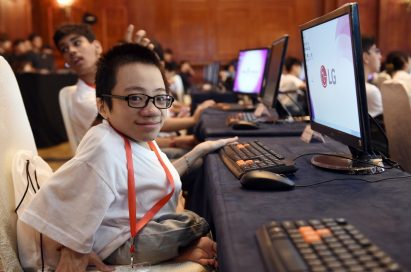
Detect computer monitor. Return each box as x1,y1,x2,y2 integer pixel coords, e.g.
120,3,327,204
260,35,289,114
233,48,269,95
203,61,220,85
300,3,383,174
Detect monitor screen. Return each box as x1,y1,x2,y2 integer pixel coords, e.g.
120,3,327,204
301,3,370,152
261,35,289,109
233,48,269,94
300,3,381,174
203,61,220,85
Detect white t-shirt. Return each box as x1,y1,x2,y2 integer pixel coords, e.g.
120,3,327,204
280,74,304,92
61,79,98,144
169,74,184,102
21,121,182,262
393,70,411,82
365,82,383,117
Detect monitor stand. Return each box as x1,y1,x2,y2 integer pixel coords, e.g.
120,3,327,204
311,147,384,175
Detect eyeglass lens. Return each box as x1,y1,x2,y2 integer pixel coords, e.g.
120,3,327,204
129,94,173,109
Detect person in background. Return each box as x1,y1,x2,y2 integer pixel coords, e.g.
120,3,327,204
165,61,184,102
219,59,236,91
28,33,55,73
280,56,306,92
385,50,411,83
0,32,12,62
362,36,383,118
362,36,387,157
279,56,307,115
53,24,103,144
179,60,195,92
10,39,35,72
164,47,178,67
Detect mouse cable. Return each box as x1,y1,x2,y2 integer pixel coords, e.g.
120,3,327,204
292,152,399,171
295,174,411,188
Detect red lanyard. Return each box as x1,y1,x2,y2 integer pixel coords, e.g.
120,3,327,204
122,136,175,266
84,80,96,89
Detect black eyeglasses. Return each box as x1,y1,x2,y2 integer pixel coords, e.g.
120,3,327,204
101,93,174,109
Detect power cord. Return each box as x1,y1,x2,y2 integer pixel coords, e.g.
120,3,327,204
295,175,411,188
291,152,399,171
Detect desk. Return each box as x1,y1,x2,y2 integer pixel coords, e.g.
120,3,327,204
196,136,411,272
17,73,77,148
190,88,237,114
194,109,307,140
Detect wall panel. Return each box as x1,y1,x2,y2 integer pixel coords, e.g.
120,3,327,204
2,1,410,70
0,0,32,40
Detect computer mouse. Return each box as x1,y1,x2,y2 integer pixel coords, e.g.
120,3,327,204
231,120,259,130
240,170,295,191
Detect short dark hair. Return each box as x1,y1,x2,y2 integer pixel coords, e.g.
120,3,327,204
164,48,173,54
385,50,409,76
95,43,169,109
361,36,376,53
28,33,41,42
284,56,302,73
53,24,96,49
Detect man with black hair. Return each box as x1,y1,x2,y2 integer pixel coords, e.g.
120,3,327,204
362,36,383,118
362,36,387,156
22,42,234,271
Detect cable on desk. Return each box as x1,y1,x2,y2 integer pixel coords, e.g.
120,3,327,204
292,152,400,171
295,175,411,188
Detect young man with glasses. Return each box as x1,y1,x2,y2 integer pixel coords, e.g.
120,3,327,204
21,43,235,271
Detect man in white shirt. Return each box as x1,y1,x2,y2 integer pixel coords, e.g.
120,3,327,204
22,43,236,271
362,36,388,156
53,24,103,143
361,36,383,118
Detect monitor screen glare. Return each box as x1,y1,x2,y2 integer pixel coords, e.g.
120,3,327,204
233,48,269,94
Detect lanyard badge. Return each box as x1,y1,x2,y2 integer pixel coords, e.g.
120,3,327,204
122,135,175,268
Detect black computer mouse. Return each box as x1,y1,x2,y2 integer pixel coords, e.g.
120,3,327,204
231,120,259,130
240,170,295,191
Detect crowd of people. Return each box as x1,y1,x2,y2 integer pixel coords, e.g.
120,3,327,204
0,32,56,73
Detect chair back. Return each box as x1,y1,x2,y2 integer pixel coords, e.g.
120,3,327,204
380,79,411,172
0,56,34,271
59,86,78,155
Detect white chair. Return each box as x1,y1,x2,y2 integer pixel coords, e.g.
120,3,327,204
0,56,35,271
380,79,411,172
59,86,79,155
0,56,205,272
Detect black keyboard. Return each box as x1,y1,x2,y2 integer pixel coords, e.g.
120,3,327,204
219,140,297,178
256,218,403,272
226,112,276,126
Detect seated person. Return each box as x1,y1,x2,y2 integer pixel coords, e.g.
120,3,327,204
384,50,411,83
280,56,306,92
53,24,103,144
362,36,387,156
21,43,237,270
362,36,383,118
165,61,184,102
179,60,195,92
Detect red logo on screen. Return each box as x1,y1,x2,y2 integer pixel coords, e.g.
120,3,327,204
320,65,327,88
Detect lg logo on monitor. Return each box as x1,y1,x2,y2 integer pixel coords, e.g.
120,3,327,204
320,65,336,88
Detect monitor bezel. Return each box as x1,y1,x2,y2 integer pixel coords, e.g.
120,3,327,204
232,47,270,95
261,34,289,109
300,3,372,153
